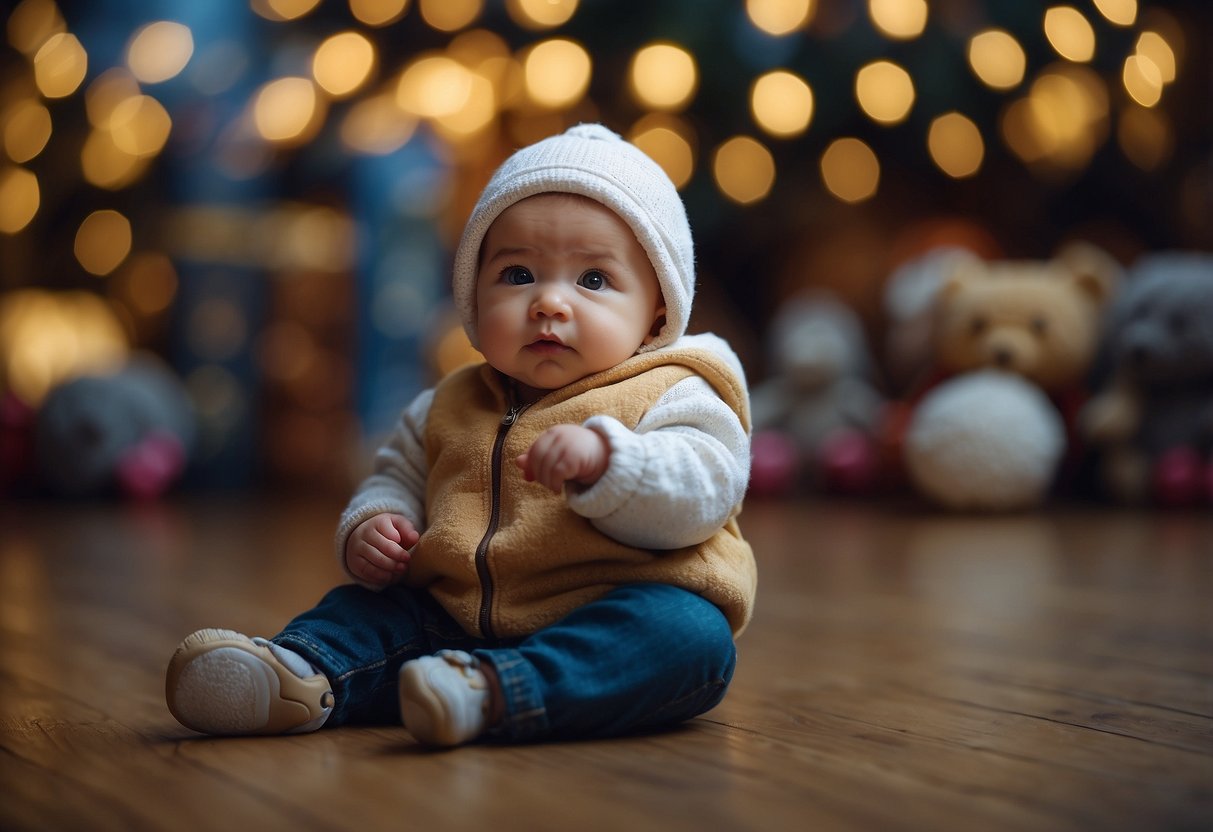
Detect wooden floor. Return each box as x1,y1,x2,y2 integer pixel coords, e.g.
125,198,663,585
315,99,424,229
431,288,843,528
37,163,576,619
1,495,1210,831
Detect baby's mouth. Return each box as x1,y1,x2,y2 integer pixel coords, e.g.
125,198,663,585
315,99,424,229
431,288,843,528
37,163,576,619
527,334,568,354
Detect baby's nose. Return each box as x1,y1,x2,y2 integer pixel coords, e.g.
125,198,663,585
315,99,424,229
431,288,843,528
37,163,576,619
530,286,571,318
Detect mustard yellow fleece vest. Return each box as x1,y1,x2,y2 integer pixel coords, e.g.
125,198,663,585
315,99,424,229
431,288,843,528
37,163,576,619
410,346,756,640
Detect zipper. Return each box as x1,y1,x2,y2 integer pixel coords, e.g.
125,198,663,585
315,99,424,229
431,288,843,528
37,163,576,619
474,401,524,640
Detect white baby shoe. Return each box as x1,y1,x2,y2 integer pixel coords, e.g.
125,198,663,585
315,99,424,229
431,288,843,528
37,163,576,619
166,628,333,735
398,650,490,747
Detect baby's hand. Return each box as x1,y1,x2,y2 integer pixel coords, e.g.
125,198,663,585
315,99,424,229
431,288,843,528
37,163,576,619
516,424,609,493
345,513,419,587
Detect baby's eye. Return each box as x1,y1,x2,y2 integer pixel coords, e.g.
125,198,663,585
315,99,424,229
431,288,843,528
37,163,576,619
578,270,608,291
969,315,988,336
502,266,534,285
1031,316,1049,336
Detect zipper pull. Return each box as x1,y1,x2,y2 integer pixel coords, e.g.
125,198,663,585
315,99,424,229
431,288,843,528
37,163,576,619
501,405,520,426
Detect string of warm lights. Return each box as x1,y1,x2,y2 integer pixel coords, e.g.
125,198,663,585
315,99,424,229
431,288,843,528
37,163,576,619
0,0,1198,486
2,0,1186,227
3,0,1185,231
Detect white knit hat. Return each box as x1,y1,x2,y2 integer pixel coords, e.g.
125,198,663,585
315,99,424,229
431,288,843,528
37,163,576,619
451,123,695,353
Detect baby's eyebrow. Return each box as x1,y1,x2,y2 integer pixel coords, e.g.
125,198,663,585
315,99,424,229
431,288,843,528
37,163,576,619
577,251,620,265
483,245,537,262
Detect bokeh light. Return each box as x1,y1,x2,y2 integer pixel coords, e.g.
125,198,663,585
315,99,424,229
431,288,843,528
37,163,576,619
1001,65,1108,174
418,0,481,32
451,32,520,115
253,77,325,144
81,127,147,190
751,70,814,138
74,209,132,276
855,60,915,125
432,69,496,138
523,39,591,109
868,0,928,40
108,95,172,157
6,0,65,56
713,136,775,205
0,166,40,234
3,100,52,164
1135,31,1176,84
126,21,193,83
1122,54,1162,107
1117,106,1172,170
397,54,473,118
629,42,698,112
1044,6,1096,63
113,251,179,317
0,290,129,406
252,0,322,22
261,205,355,273
340,93,418,154
162,204,353,272
85,69,139,126
745,0,815,36
1093,0,1137,26
821,138,879,203
928,112,984,178
628,114,695,189
506,0,578,29
448,27,508,65
34,32,88,98
312,31,376,97
348,0,409,27
968,29,1027,91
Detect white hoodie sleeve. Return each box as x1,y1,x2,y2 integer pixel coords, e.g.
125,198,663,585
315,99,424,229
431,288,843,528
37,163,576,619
333,388,433,572
566,373,750,550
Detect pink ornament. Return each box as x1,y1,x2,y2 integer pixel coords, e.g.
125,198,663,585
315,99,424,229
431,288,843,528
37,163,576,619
116,430,187,500
1152,447,1205,507
749,430,800,496
819,428,880,494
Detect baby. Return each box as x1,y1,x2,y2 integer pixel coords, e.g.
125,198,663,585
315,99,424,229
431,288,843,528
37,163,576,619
166,124,756,746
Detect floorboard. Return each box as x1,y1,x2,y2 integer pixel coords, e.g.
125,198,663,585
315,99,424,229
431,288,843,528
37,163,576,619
1,495,1210,831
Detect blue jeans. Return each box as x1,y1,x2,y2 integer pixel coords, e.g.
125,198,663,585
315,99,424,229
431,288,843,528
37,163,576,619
272,582,736,742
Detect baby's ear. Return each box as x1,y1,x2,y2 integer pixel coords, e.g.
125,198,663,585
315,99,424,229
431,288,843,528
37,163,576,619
644,306,668,344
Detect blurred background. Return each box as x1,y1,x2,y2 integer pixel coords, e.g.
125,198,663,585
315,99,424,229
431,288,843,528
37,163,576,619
1,0,1209,497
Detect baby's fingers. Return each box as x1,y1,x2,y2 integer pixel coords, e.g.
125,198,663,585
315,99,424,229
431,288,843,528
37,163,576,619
515,452,536,481
366,528,408,559
350,555,396,586
389,515,421,548
349,539,399,572
532,448,573,493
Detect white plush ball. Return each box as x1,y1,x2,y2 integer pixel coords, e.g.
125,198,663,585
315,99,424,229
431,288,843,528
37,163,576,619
905,371,1065,510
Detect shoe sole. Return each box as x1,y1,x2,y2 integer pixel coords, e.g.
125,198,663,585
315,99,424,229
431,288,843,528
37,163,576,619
166,628,331,735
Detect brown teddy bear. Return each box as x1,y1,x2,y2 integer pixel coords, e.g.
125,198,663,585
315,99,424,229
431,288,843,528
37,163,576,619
898,243,1120,509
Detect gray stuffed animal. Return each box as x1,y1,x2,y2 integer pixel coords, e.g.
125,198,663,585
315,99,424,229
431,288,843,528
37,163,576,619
1080,253,1213,505
35,354,196,498
750,290,885,494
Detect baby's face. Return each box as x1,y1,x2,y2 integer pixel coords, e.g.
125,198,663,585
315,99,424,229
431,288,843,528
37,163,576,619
475,194,666,400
